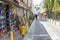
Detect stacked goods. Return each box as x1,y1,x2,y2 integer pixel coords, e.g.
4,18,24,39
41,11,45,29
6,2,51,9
21,26,26,36
18,22,26,36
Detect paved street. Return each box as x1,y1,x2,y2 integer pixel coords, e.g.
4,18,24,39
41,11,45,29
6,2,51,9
23,17,60,40
33,19,52,40
23,18,52,40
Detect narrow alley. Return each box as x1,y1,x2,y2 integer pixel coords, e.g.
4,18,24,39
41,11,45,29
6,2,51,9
0,0,60,40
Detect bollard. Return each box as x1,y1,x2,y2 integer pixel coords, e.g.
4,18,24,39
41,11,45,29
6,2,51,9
10,31,14,40
59,20,60,27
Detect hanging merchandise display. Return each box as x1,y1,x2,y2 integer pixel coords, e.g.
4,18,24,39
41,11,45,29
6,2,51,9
0,1,7,35
5,4,11,32
5,3,15,30
16,7,27,36
17,7,23,17
0,5,6,29
27,11,31,27
23,9,26,24
13,5,18,28
9,9,15,30
13,5,17,17
24,10,28,31
16,7,23,25
6,4,9,27
9,9,14,23
20,9,27,36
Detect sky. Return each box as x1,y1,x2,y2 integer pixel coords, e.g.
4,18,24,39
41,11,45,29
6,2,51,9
33,0,43,5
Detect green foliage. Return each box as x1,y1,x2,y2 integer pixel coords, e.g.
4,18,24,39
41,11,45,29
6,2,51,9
52,0,60,12
21,22,25,26
43,0,54,11
43,0,60,19
43,0,55,18
29,13,33,20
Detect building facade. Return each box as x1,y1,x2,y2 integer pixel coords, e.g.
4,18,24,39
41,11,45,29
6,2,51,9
0,0,33,35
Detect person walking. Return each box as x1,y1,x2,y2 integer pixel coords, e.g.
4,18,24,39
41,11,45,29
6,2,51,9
35,15,37,19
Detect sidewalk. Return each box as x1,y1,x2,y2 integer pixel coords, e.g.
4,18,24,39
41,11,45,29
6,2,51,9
40,19,60,40
47,19,59,27
47,19,60,38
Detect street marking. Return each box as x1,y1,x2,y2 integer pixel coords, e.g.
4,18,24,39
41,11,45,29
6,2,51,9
33,34,49,36
27,38,31,40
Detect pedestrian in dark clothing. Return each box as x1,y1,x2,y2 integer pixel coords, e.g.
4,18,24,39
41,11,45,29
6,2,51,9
35,15,37,19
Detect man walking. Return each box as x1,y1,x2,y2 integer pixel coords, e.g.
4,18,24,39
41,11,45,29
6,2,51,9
35,15,37,19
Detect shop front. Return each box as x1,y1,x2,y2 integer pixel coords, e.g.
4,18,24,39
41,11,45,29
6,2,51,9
0,2,7,35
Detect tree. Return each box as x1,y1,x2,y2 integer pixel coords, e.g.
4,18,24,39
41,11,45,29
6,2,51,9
43,0,54,18
52,0,60,12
